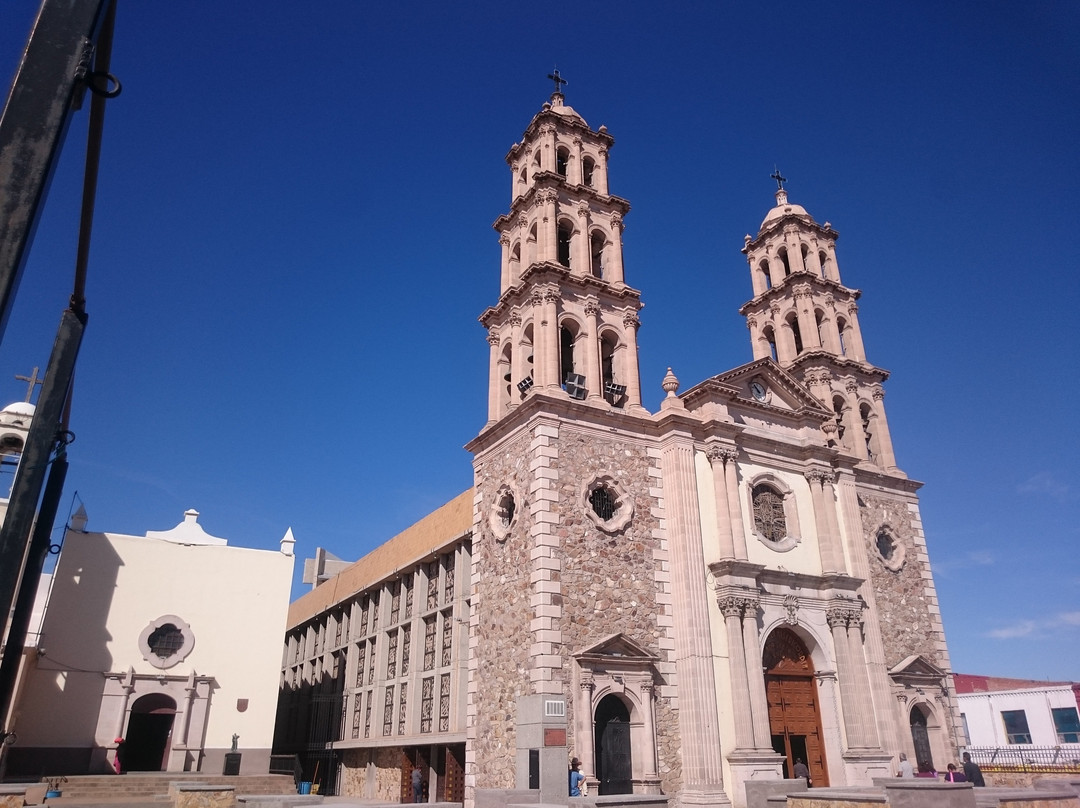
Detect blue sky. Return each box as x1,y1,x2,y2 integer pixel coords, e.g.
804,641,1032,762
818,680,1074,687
1,2,1077,681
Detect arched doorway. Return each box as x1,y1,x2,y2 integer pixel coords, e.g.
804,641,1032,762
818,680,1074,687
763,628,829,787
594,695,632,795
909,707,934,772
125,693,176,771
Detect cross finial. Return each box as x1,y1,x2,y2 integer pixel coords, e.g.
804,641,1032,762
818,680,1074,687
547,68,567,96
15,366,44,403
770,168,787,191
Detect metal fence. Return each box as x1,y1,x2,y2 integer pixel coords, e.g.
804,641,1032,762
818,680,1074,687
963,745,1080,773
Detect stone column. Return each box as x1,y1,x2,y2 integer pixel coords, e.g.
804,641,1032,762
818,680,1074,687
571,137,584,186
499,234,511,290
793,284,821,350
584,299,601,401
509,313,523,404
720,448,747,559
806,470,843,574
639,680,659,780
827,604,877,749
573,201,590,276
870,386,897,469
531,290,546,389
706,447,735,560
820,474,845,572
544,288,561,389
543,190,558,264
486,328,501,423
608,213,625,284
805,247,823,278
847,617,882,750
740,602,773,751
578,675,595,779
843,379,869,461
597,147,610,195
720,597,755,750
659,437,731,806
786,231,807,274
845,304,867,361
622,311,642,409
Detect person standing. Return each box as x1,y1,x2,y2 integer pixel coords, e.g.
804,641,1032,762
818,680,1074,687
962,752,985,786
897,752,914,777
569,757,585,797
945,763,967,782
411,764,423,803
792,758,811,786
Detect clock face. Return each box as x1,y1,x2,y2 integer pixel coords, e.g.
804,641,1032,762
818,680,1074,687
750,381,767,402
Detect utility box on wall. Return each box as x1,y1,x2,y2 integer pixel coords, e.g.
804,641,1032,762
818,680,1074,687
516,695,568,803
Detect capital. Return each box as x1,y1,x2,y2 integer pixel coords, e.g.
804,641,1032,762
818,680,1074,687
578,200,590,216
609,212,623,230
531,289,545,306
499,234,511,246
705,445,737,465
804,469,827,484
584,299,601,317
622,311,640,329
844,378,859,393
792,283,812,298
509,312,523,327
718,596,745,619
487,329,501,346
543,288,561,304
871,384,885,401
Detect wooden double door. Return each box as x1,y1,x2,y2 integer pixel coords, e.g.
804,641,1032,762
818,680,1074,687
764,628,829,788
400,745,465,803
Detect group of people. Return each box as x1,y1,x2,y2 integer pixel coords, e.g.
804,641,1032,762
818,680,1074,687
897,751,985,785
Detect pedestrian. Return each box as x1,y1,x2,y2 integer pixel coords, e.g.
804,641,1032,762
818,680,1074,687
897,752,914,778
962,752,985,787
944,763,967,783
792,757,811,786
113,737,126,775
411,764,423,803
915,760,937,778
569,757,585,797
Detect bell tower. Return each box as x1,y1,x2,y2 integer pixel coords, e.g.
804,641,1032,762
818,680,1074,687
740,181,898,470
480,78,643,423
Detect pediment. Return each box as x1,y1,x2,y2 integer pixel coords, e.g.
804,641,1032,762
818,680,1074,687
890,654,946,681
682,358,830,419
575,632,658,664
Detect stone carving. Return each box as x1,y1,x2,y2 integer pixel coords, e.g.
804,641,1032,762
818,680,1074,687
487,329,501,346
623,311,640,329
783,594,799,625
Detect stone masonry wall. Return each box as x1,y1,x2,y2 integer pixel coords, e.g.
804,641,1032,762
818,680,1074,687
339,746,404,802
471,429,536,789
858,493,944,669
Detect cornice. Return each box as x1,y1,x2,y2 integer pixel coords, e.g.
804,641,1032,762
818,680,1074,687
743,215,839,253
787,352,890,383
493,177,631,233
505,109,615,165
478,264,644,326
738,273,860,315
758,567,864,595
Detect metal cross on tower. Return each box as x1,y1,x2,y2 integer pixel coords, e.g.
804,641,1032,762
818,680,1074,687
771,168,787,190
14,366,44,403
547,68,567,95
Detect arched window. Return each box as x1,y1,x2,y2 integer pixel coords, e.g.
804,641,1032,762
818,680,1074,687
801,244,810,273
762,325,778,361
778,247,791,277
759,260,772,291
590,231,605,277
500,343,513,406
556,146,569,177
600,332,622,406
557,222,573,268
752,484,787,543
815,310,826,348
526,223,538,267
520,324,535,394
836,316,848,356
787,313,804,355
518,165,527,187
860,402,875,461
560,323,577,386
832,396,847,447
818,250,829,279
509,241,521,283
532,149,541,170
582,156,595,187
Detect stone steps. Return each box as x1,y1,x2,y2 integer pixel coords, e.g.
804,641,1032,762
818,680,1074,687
41,774,297,800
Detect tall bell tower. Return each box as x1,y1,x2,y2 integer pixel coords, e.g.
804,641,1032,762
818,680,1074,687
739,181,899,470
481,75,644,423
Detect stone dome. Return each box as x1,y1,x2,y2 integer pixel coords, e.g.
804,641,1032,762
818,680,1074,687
2,401,35,417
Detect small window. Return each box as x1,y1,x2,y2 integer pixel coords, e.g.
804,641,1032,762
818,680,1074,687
557,223,572,267
1052,707,1080,744
590,486,617,521
582,476,634,533
590,231,605,278
787,314,804,354
752,484,786,543
1002,710,1032,744
582,157,595,187
876,530,895,560
818,250,829,278
556,146,569,177
147,624,184,659
778,247,791,276
759,260,772,291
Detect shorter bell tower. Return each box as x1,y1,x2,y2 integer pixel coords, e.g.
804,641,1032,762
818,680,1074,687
480,81,644,424
740,182,898,470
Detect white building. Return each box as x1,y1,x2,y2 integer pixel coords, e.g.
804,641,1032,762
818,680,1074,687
6,507,295,777
956,673,1080,752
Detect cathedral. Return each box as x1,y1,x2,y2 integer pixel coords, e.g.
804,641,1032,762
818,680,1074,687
280,87,961,807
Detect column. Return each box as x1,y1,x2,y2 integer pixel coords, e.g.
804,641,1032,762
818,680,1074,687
793,284,821,350
870,387,897,469
820,298,841,353
544,288,560,389
806,471,842,574
706,447,735,560
720,597,754,750
786,232,807,273
531,290,546,388
570,137,584,186
596,147,610,195
509,313,523,402
847,618,882,749
843,379,868,461
578,675,596,779
639,680,659,780
720,448,747,559
621,311,642,408
584,299,601,401
820,474,845,572
741,604,773,750
659,437,731,805
827,605,877,749
845,304,867,360
499,234,511,290
487,328,502,423
543,190,558,263
608,213,625,284
804,246,823,278
573,201,590,276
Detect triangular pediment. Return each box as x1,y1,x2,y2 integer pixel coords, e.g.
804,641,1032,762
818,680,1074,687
682,358,830,420
890,654,946,680
575,632,658,664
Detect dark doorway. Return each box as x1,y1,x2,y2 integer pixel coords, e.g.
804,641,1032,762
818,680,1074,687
763,628,828,787
910,708,934,772
401,748,428,803
125,693,176,771
594,695,632,795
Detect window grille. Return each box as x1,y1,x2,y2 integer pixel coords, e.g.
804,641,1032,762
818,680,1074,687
352,693,362,739
367,638,377,685
356,644,366,688
386,631,398,679
424,617,436,671
441,613,453,667
359,597,369,636
545,700,566,717
589,486,617,521
444,555,455,603
427,561,439,610
404,578,413,619
398,682,408,735
390,582,401,625
147,624,184,659
364,689,372,738
752,484,786,542
383,686,394,736
439,673,451,732
370,592,379,632
401,625,411,676
421,677,434,733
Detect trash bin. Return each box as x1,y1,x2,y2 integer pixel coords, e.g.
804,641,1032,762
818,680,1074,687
298,781,312,794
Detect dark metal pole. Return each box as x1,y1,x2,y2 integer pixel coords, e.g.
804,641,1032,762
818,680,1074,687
0,453,68,735
0,308,85,662
0,0,110,338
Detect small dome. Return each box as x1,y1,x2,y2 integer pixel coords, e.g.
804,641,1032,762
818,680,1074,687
548,94,587,126
761,189,810,229
1,401,35,416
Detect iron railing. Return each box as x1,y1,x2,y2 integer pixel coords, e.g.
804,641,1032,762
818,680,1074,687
963,745,1080,773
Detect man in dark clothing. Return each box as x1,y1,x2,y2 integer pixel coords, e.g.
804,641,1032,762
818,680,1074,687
793,758,811,786
962,752,985,786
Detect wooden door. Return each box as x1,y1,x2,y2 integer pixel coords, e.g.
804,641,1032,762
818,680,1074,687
444,744,465,802
764,629,829,787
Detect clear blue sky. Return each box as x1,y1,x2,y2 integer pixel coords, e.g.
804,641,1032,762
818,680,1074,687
1,2,1077,681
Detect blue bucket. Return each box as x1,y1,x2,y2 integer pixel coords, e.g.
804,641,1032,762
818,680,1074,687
298,781,312,794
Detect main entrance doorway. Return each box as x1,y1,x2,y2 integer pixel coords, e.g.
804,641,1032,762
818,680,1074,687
594,695,632,795
125,694,176,771
909,708,934,772
763,628,828,787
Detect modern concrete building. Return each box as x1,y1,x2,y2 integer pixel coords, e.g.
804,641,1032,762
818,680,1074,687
280,88,963,808
5,507,295,778
956,674,1080,751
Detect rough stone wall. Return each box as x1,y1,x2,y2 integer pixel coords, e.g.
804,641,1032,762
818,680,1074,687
471,429,536,789
555,427,682,796
858,492,943,669
339,746,403,801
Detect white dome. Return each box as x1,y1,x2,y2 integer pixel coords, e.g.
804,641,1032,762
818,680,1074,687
2,401,35,416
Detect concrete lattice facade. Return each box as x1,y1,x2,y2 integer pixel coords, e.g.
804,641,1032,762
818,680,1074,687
283,91,962,808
